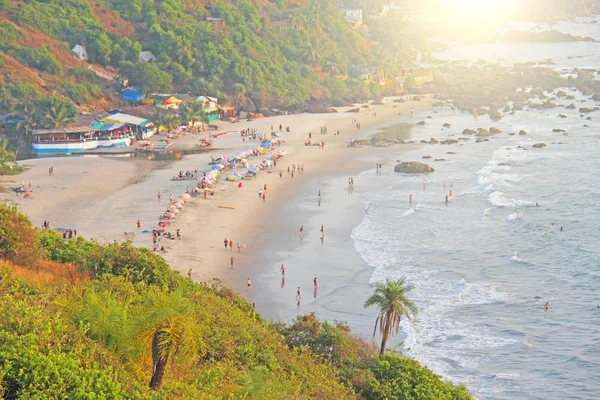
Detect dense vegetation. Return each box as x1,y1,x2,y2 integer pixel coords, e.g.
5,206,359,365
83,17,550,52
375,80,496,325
0,204,472,399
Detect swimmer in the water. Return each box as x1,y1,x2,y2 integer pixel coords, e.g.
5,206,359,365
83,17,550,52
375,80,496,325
445,195,449,204
536,202,540,207
560,226,564,231
545,301,550,311
449,190,453,197
409,194,412,204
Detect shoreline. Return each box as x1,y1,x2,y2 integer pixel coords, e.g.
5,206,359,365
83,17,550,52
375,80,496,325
0,96,431,296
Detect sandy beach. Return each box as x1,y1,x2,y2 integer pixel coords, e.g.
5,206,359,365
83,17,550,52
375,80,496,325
1,97,429,290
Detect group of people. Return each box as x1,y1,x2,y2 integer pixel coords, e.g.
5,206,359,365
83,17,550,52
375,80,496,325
177,170,198,180
375,162,383,174
224,238,247,254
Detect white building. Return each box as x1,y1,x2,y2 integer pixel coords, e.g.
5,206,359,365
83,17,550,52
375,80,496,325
71,45,88,61
138,51,158,63
342,9,363,26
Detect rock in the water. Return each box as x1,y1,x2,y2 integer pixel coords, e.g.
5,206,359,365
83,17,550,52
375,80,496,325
440,139,458,144
426,115,433,119
394,162,435,174
509,132,516,136
541,101,558,109
552,128,566,133
434,159,447,161
558,114,567,118
565,103,576,109
346,108,359,113
429,138,439,144
462,128,477,135
532,143,547,148
477,128,492,137
586,116,592,120
502,105,511,112
413,96,422,101
417,120,426,125
531,87,544,96
519,130,528,135
556,90,567,97
443,123,451,127
433,101,445,107
490,127,502,133
422,155,432,159
393,98,406,103
579,107,594,113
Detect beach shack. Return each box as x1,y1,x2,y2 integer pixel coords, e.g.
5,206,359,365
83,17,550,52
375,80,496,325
71,45,88,61
122,87,144,103
32,125,132,154
218,105,237,120
196,96,220,121
98,113,156,139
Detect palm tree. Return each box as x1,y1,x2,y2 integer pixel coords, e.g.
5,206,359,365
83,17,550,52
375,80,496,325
15,102,37,157
135,287,206,391
364,278,418,356
183,101,204,131
0,138,17,167
44,103,73,129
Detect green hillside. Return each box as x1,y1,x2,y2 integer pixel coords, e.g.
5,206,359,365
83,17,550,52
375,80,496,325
0,0,374,113
0,204,472,399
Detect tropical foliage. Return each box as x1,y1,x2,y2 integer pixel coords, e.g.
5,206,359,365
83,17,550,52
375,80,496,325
0,206,473,399
364,278,418,355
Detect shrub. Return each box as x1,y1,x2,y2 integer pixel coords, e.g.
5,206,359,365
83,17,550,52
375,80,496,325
11,45,63,75
0,204,41,268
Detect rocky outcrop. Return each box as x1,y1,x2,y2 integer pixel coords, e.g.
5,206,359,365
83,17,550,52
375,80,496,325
556,90,567,97
462,128,477,135
477,128,492,137
579,107,594,113
519,130,528,135
416,121,426,125
489,127,502,133
394,162,435,174
532,143,547,148
443,123,451,127
558,114,567,118
565,103,576,109
552,128,566,133
440,139,459,144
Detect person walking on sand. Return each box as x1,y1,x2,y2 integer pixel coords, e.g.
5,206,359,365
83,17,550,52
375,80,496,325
169,194,173,203
137,220,141,231
237,241,241,252
445,195,449,204
247,278,252,290
157,191,162,201
230,256,235,268
299,226,304,240
262,192,266,202
224,238,228,250
188,268,192,279
409,194,413,204
320,231,324,244
176,228,181,240
281,264,285,276
313,277,318,289
296,286,301,299
229,240,233,250
259,188,263,198
318,190,322,207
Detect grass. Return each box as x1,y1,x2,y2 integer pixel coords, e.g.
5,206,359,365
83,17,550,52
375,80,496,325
0,164,29,175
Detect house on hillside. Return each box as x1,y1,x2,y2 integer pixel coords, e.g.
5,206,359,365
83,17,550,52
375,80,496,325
71,45,88,61
342,9,363,26
138,51,157,63
122,87,144,102
206,17,225,29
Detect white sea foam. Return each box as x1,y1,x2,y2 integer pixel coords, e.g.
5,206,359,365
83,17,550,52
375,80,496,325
507,213,520,222
401,208,415,217
489,191,532,208
510,252,525,263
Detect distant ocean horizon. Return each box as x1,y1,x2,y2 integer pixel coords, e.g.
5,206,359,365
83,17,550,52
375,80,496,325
351,16,600,400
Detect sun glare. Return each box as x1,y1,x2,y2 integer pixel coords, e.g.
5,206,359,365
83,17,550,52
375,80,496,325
434,0,522,33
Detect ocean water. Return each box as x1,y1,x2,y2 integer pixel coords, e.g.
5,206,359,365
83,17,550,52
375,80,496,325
352,19,600,400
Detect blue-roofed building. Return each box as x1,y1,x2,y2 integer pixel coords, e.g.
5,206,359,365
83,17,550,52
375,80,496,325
122,87,144,102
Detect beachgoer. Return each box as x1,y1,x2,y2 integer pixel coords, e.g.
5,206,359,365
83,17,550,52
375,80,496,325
449,190,453,197
157,191,162,201
297,286,301,298
230,256,235,268
279,171,282,178
137,220,141,231
299,226,304,240
262,192,266,202
318,190,322,206
545,301,550,311
160,245,165,252
409,194,412,204
188,268,192,279
247,278,252,290
291,170,294,178
560,226,564,231
443,181,446,188
320,231,324,244
237,241,241,252
169,194,173,203
176,229,181,240
536,202,540,207
224,238,228,250
229,240,233,250
314,277,318,288
259,188,263,198
281,264,285,276
445,195,449,204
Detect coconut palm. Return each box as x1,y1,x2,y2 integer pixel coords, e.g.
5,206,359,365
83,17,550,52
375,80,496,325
15,102,37,157
183,101,204,131
0,138,17,166
364,278,418,356
135,287,206,391
44,103,73,129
